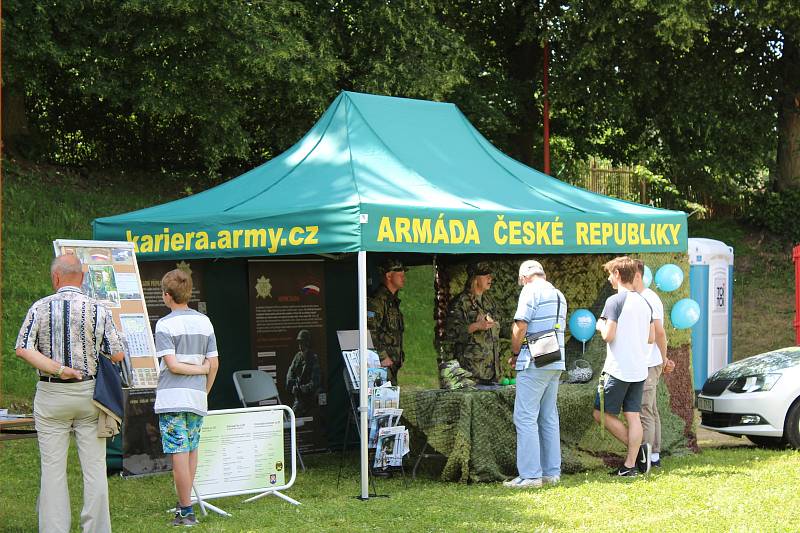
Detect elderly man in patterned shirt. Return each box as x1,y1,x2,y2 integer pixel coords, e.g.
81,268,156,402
16,254,124,533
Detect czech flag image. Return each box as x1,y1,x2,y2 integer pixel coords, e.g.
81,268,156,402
301,284,320,296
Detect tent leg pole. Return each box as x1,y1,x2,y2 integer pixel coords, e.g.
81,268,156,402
357,250,369,500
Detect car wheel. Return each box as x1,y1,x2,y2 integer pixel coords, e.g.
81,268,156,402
746,435,787,449
785,399,800,449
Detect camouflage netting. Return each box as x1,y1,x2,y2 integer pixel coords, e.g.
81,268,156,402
404,253,696,482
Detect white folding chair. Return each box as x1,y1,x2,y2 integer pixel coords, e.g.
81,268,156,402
232,370,306,472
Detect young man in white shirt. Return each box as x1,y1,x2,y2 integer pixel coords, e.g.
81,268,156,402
634,260,675,468
593,257,655,476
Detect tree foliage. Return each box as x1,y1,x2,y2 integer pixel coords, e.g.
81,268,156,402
3,0,800,206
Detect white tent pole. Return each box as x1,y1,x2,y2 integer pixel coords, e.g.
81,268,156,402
357,250,369,500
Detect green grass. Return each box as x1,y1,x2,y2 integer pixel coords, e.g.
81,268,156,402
2,437,799,532
1,161,184,403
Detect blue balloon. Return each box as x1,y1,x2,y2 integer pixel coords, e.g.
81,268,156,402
671,298,701,329
568,309,596,342
655,264,684,292
642,265,653,288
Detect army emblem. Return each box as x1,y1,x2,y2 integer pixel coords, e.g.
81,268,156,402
255,276,272,298
275,461,283,471
176,261,192,276
269,473,277,484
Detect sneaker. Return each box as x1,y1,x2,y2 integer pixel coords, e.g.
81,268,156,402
543,475,560,485
514,478,543,489
611,465,638,477
171,511,198,527
637,443,651,474
502,476,523,487
650,459,661,468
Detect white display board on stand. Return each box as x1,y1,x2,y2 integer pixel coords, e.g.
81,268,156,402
191,405,300,516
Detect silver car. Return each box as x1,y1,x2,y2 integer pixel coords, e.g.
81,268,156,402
697,346,800,448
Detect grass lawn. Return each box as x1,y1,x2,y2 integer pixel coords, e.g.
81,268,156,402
1,437,799,532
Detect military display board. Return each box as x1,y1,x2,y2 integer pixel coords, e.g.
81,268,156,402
248,260,327,453
194,407,287,498
53,239,159,388
137,260,206,333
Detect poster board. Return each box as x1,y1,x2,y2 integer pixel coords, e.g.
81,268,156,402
194,406,297,501
53,239,159,388
248,259,328,453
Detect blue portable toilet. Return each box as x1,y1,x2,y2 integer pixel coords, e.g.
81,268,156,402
688,238,734,389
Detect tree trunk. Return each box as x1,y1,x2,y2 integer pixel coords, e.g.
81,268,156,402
509,39,544,170
776,32,800,191
1,83,31,154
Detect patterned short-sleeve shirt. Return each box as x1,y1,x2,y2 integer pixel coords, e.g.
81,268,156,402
15,286,124,377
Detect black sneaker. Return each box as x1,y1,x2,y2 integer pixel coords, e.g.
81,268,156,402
651,459,661,468
637,443,651,474
611,465,638,477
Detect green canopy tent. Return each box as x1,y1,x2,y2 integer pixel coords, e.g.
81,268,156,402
94,91,687,498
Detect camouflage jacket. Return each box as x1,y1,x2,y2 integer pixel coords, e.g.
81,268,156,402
445,290,500,381
367,285,405,368
286,351,321,396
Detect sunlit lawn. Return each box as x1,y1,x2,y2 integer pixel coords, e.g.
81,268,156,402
2,436,799,532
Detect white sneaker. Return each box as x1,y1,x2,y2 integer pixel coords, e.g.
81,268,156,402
514,478,543,489
543,475,560,485
502,477,523,487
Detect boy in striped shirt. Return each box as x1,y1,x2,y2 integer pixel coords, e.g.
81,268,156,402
154,269,219,526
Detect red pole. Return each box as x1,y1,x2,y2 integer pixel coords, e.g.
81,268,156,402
543,41,550,175
794,245,800,344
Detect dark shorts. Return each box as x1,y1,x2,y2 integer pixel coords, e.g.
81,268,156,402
593,374,645,414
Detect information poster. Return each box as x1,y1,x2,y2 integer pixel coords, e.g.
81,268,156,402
248,260,327,453
53,240,159,388
121,389,171,477
138,260,206,333
194,408,286,496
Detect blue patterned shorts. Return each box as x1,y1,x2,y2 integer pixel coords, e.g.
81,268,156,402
158,412,204,454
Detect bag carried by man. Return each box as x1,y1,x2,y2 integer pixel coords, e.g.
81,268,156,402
525,295,563,368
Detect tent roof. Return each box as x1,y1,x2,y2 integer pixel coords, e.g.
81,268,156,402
94,91,687,259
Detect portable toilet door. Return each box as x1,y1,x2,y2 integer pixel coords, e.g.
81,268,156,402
688,238,734,389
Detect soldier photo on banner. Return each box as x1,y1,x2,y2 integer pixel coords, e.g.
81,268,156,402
367,258,407,386
248,260,328,453
285,329,322,418
444,261,502,385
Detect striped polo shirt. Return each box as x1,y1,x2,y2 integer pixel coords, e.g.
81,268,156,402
15,286,124,377
513,278,568,371
153,308,218,416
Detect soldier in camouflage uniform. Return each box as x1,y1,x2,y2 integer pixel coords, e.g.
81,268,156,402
445,261,501,384
367,258,407,385
286,329,321,417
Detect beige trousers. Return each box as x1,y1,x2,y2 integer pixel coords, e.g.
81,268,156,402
34,380,111,533
641,364,663,453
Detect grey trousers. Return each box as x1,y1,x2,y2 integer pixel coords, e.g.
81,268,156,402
641,364,663,453
34,380,111,533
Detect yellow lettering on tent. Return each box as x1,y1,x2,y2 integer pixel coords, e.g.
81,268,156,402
304,226,319,245
433,215,449,244
449,219,465,244
378,217,395,242
412,218,432,243
140,235,153,253
289,227,304,246
668,223,681,245
218,230,231,249
125,231,139,252
576,223,589,245
232,229,244,249
396,218,412,243
552,219,564,245
195,232,209,250
245,229,267,248
465,220,480,244
268,228,283,253
171,233,184,252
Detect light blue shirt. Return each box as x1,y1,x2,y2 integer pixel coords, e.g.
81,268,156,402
514,278,567,371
